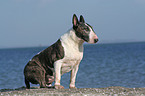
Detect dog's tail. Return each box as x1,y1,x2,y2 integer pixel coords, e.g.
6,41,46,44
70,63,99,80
25,78,30,89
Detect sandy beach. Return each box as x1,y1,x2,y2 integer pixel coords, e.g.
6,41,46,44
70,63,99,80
0,86,145,96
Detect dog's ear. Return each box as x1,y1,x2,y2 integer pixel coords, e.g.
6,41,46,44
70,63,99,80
72,14,79,26
80,15,85,23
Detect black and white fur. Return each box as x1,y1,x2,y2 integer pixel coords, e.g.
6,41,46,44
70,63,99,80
24,14,98,89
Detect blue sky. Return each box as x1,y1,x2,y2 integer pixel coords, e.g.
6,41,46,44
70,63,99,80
0,0,145,48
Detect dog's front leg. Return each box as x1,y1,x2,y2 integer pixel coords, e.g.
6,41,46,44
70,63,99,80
69,64,79,89
54,60,64,89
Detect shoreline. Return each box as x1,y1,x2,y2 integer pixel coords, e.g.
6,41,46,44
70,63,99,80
0,86,145,96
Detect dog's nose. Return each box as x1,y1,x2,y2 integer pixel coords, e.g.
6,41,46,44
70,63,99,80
94,39,98,43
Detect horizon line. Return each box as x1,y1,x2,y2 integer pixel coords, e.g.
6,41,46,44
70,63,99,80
0,41,145,50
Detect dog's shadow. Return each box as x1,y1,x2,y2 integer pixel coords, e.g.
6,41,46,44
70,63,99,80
0,86,55,92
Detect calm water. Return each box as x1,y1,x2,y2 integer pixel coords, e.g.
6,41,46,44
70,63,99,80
0,42,145,89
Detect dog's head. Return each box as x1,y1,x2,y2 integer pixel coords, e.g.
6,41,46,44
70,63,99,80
72,14,98,44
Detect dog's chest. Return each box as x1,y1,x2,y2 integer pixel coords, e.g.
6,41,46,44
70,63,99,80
60,42,84,74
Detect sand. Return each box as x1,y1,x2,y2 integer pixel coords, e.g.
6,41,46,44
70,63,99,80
0,86,145,96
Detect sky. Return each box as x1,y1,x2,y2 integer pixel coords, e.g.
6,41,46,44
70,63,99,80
0,0,145,48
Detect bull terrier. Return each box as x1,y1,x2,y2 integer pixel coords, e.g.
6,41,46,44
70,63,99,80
24,14,98,89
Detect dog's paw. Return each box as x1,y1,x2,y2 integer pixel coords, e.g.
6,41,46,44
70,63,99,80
55,85,64,89
69,86,77,89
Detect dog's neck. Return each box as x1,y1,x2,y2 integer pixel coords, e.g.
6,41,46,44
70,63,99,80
60,28,84,52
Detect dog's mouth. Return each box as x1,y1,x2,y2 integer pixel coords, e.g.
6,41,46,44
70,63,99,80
81,36,89,42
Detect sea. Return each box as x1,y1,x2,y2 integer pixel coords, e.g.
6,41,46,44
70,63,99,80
0,42,145,90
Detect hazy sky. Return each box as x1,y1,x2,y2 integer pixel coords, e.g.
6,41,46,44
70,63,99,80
0,0,145,48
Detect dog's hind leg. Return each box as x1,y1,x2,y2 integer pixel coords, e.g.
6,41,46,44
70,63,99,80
25,78,30,89
39,81,46,88
39,74,47,88
34,68,47,88
24,61,47,88
35,66,47,88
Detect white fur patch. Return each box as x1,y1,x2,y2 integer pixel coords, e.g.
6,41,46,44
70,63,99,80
59,28,84,74
54,28,84,86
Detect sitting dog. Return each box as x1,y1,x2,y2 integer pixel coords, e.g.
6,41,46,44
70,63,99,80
24,14,98,89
